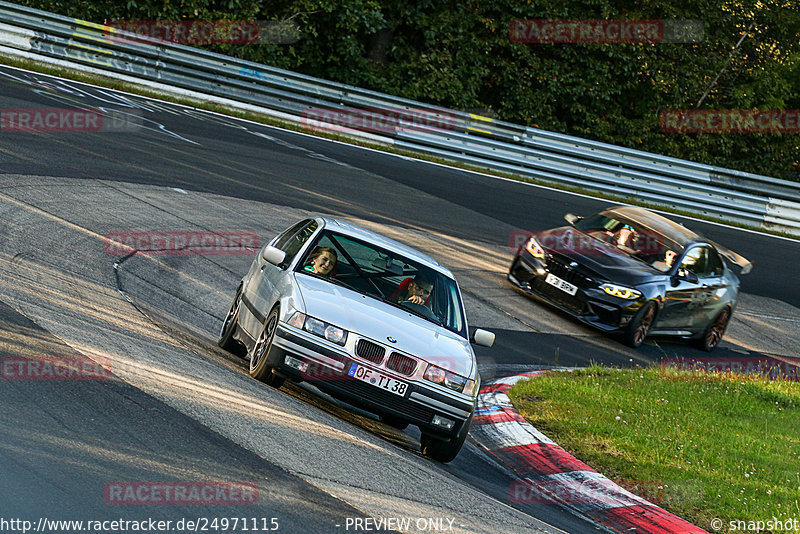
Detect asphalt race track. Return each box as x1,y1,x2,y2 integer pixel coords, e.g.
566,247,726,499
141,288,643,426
2,64,799,533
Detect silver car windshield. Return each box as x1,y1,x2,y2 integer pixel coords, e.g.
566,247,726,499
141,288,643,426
575,213,685,272
296,230,467,337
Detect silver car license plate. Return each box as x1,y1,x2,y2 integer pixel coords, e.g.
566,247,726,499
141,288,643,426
545,273,578,296
348,363,408,397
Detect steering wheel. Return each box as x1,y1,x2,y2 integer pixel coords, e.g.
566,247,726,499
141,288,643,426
399,300,438,322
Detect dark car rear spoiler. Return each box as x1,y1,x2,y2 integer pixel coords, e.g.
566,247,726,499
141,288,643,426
711,240,752,275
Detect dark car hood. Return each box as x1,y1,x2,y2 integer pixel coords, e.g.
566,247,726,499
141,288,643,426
538,227,665,285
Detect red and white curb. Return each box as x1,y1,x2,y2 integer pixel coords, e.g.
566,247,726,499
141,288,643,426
470,371,708,534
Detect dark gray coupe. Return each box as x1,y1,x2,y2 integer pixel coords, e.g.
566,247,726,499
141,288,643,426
508,206,752,350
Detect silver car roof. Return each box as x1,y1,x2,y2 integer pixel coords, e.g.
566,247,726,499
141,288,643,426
317,217,453,277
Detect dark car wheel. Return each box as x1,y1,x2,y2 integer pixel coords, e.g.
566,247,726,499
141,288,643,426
420,414,472,463
623,302,656,348
249,306,285,388
693,307,731,352
218,287,247,357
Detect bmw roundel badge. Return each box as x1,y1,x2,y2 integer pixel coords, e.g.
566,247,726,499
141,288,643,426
387,336,397,343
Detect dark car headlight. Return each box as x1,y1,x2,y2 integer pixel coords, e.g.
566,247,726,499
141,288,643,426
288,312,348,345
600,283,642,300
424,364,477,395
525,236,545,259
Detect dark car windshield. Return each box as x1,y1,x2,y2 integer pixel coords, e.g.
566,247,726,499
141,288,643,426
575,213,685,272
296,230,467,338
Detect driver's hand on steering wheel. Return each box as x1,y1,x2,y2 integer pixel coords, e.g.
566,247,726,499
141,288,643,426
407,295,425,305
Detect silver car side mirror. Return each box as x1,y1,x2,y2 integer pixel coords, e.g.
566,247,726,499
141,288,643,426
262,245,286,266
471,328,495,347
564,213,582,225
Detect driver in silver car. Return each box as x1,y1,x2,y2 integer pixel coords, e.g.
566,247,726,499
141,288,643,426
394,273,434,306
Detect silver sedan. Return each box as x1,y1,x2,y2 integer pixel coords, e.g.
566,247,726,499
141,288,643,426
219,217,494,462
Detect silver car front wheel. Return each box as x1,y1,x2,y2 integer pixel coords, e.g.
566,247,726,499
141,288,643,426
249,306,285,388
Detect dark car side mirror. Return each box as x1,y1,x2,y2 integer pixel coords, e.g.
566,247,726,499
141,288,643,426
673,269,699,285
564,213,583,225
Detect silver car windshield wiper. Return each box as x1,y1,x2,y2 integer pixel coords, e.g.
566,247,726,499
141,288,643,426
301,270,363,293
379,297,445,328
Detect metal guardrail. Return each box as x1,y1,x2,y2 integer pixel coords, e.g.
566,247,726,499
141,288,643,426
1,1,799,235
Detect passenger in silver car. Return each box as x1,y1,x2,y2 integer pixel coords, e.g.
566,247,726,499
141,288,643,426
304,247,338,276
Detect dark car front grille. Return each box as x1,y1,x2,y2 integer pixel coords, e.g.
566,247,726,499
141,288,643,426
386,352,417,376
545,256,594,289
355,339,385,364
534,278,585,314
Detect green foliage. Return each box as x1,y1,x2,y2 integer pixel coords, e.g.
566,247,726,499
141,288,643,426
19,0,800,180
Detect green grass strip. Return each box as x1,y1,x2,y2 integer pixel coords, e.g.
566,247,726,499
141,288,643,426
508,364,800,528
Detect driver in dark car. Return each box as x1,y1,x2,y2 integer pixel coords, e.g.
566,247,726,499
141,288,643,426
394,273,434,306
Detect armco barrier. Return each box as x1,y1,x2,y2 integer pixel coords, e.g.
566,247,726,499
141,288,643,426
1,1,799,236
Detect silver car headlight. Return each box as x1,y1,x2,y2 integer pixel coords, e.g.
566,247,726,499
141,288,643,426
600,283,642,300
424,364,474,394
288,312,348,346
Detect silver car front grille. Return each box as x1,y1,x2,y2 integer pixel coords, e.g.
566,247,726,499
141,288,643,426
386,352,417,376
355,338,385,364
